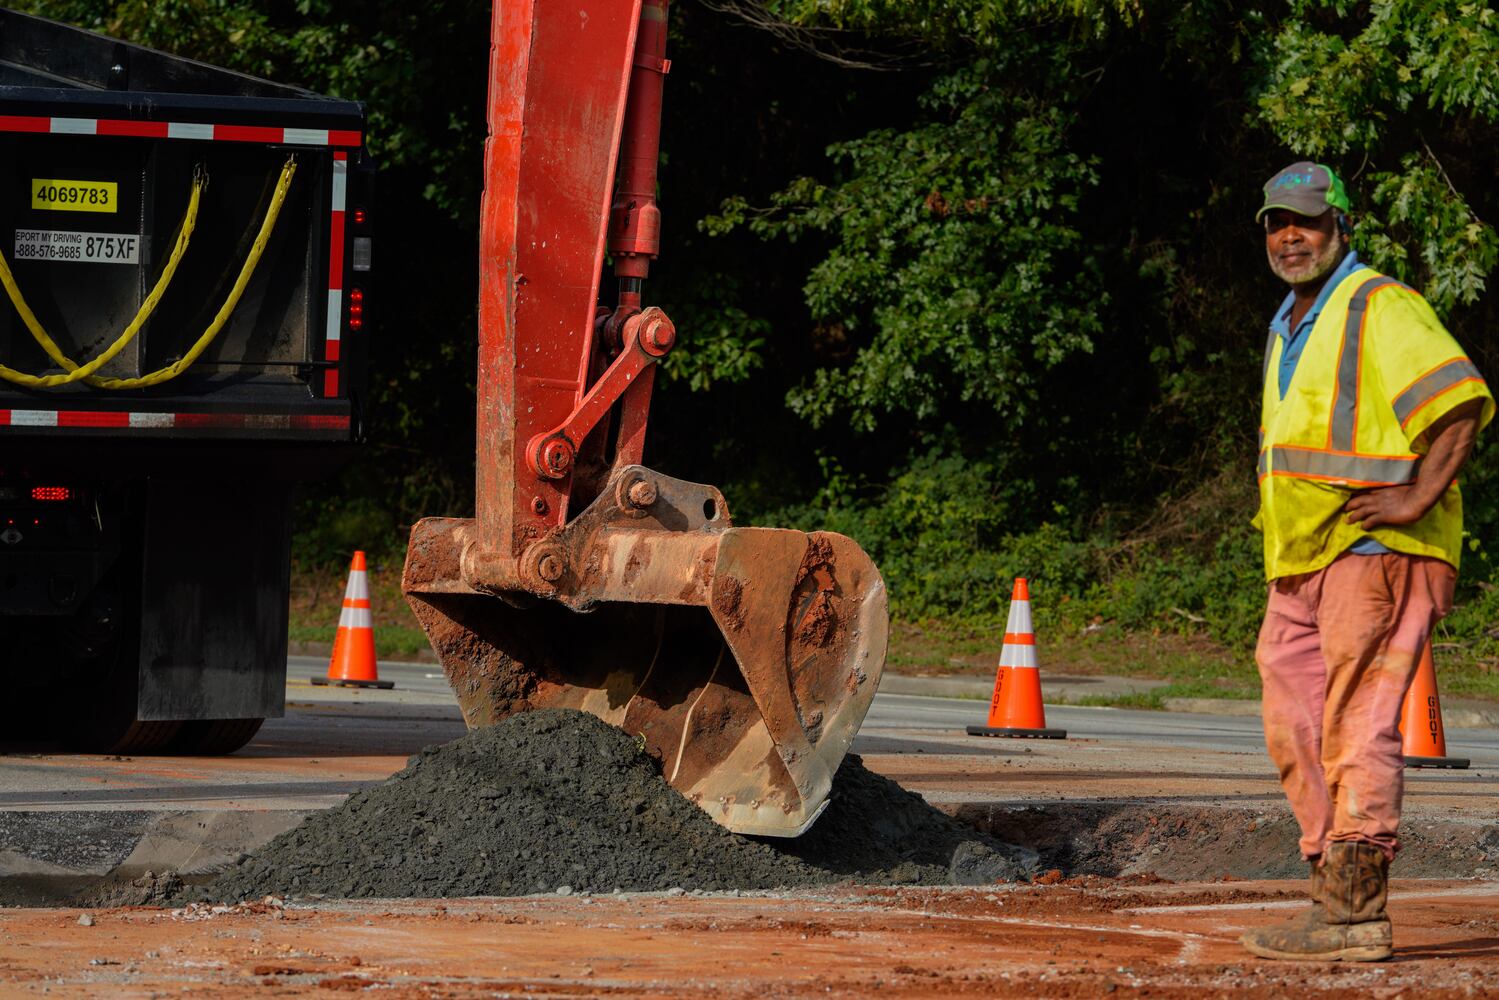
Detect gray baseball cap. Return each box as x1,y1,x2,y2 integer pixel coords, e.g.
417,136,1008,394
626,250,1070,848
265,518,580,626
1257,161,1351,222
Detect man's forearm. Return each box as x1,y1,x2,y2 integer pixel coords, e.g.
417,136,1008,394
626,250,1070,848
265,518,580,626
1343,400,1483,530
1408,405,1480,514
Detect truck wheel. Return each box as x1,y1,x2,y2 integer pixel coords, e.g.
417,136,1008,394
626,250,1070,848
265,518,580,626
170,718,265,755
67,616,186,755
67,619,186,753
80,716,185,755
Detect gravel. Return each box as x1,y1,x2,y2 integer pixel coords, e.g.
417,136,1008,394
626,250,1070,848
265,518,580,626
195,709,1033,901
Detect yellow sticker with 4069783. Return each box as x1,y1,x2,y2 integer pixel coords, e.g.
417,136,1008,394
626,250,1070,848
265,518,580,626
31,179,116,213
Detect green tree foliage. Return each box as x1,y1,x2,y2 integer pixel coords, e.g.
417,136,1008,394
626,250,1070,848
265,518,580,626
709,71,1103,432
747,0,1139,44
21,0,1499,648
704,0,1499,634
1255,0,1499,313
719,0,1497,405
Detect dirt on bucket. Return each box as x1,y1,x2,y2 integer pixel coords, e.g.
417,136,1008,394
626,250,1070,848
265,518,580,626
192,709,1035,902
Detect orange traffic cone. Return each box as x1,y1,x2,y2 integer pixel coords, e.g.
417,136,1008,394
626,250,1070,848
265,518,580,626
1400,643,1466,769
967,578,1065,739
311,551,394,690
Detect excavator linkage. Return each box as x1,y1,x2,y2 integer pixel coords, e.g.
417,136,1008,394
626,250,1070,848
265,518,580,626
403,0,887,836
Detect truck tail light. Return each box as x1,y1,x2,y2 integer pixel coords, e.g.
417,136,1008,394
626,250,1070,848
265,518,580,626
348,287,364,331
31,486,71,501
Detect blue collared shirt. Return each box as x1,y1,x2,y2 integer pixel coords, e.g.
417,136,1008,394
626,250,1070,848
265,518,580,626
1269,250,1364,400
1267,250,1389,555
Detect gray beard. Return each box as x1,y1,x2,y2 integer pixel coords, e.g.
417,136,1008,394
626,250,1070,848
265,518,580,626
1269,237,1345,286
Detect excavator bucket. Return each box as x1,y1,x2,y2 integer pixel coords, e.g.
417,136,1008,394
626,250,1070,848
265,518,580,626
404,469,887,836
403,0,889,836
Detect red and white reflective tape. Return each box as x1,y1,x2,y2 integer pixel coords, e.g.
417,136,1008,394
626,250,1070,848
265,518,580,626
0,409,349,431
0,115,361,147
323,152,348,398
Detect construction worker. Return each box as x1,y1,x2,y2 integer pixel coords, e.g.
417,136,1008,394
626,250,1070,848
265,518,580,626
1241,161,1493,962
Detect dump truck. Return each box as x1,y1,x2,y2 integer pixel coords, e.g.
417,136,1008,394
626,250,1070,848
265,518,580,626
0,10,372,753
402,0,889,837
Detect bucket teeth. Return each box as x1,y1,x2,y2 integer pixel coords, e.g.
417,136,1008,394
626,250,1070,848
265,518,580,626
403,468,888,837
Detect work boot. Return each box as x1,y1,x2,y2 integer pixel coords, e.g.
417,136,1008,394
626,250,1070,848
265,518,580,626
1240,842,1393,962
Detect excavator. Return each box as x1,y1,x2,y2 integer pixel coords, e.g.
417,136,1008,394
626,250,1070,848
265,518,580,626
401,0,888,837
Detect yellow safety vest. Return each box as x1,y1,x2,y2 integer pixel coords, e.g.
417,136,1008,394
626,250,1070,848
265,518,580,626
1257,266,1494,580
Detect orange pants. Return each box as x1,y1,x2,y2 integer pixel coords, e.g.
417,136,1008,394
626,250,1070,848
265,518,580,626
1255,552,1455,860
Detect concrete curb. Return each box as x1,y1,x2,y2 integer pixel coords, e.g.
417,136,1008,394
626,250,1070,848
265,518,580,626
292,651,1499,729
1158,696,1499,729
290,641,440,664
883,674,1499,729
285,659,1499,729
1161,697,1262,717
878,676,992,699
0,810,313,906
118,812,306,877
1445,706,1499,730
881,673,1167,702
313,657,1495,729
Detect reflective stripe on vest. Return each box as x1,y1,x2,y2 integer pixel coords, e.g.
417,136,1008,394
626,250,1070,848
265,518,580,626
1329,276,1403,451
1260,445,1417,486
1392,358,1486,428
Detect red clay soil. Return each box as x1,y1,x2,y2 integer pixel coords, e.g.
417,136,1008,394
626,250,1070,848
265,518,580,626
5,878,1498,997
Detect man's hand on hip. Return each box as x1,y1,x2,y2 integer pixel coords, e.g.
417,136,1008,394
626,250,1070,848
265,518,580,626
1343,399,1484,531
1344,485,1426,529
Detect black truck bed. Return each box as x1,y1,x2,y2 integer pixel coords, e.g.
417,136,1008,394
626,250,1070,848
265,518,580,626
0,8,369,444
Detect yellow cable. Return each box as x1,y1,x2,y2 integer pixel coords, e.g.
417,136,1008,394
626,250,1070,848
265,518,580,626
91,156,297,390
0,155,298,390
0,168,204,387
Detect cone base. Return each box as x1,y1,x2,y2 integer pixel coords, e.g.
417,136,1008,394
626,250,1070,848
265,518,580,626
311,677,396,690
966,725,1066,740
1403,754,1468,769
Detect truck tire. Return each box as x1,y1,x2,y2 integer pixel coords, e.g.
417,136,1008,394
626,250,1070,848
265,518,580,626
68,602,186,755
81,716,185,755
170,718,265,755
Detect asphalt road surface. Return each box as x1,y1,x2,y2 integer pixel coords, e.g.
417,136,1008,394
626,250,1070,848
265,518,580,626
6,659,1488,816
868,693,1499,765
293,656,1499,766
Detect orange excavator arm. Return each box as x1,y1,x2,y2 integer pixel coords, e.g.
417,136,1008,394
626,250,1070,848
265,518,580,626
402,0,888,837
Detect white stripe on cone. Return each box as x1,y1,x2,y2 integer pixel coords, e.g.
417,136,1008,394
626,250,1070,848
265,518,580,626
343,568,369,602
336,569,371,629
1005,593,1033,635
338,606,373,629
999,644,1038,669
999,592,1038,668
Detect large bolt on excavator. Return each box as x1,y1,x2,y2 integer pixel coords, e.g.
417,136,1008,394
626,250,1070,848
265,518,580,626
402,0,888,837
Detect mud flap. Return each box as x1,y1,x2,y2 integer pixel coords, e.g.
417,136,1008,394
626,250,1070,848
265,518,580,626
137,479,291,721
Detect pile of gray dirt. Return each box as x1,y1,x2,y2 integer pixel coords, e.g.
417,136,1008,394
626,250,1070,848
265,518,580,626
196,709,1033,901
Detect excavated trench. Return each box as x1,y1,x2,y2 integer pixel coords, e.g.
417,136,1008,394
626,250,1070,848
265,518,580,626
8,708,1498,907
955,802,1499,880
